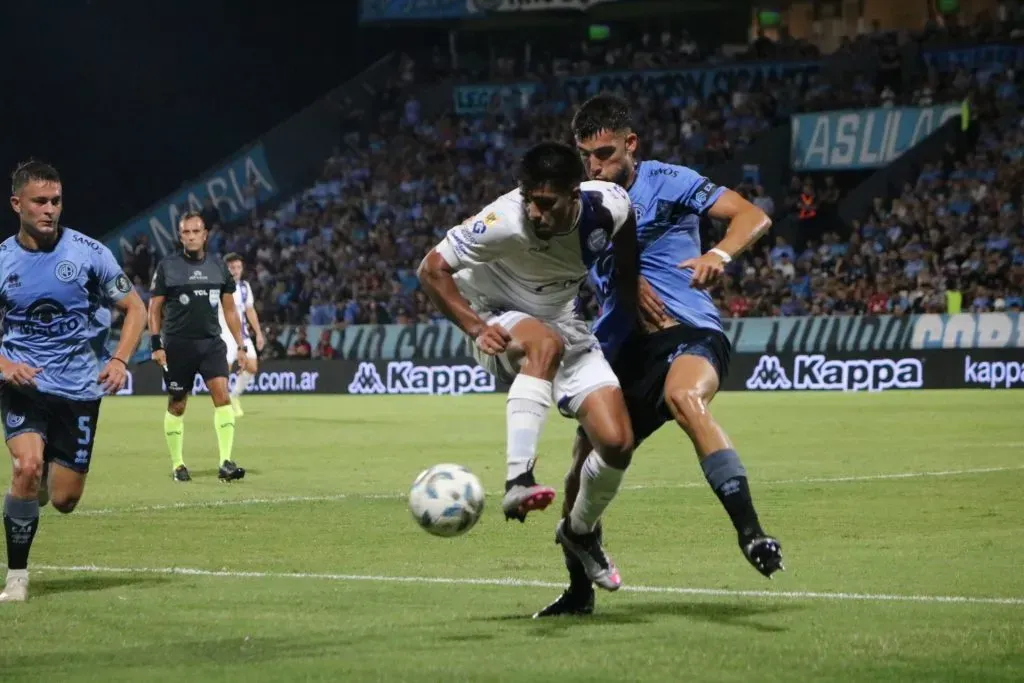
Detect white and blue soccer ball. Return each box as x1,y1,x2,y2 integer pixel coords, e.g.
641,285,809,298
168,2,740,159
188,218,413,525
408,464,486,538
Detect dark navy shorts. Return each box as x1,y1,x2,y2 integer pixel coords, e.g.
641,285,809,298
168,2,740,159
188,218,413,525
1,386,102,474
599,324,732,446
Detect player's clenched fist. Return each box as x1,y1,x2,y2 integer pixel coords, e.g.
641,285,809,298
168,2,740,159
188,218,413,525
474,323,512,356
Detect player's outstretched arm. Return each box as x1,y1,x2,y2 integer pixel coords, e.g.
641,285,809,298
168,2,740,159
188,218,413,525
681,189,771,288
418,211,519,354
417,250,492,341
706,189,772,259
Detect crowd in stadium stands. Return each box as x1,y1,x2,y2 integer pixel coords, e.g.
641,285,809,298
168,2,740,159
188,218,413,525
117,15,1023,354
709,67,1023,318
427,9,1022,84
712,123,1024,319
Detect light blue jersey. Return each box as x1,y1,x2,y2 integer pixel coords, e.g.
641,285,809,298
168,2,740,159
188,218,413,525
89,298,114,364
0,228,132,400
589,160,726,358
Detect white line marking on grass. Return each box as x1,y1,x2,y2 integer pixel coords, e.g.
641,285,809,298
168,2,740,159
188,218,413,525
76,494,352,516
76,465,1024,517
34,564,1024,607
621,465,1024,492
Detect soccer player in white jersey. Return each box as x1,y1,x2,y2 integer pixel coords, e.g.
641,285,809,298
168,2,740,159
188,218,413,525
418,142,640,590
219,253,265,417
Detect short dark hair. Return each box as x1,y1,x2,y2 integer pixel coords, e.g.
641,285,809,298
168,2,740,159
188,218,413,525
11,160,60,195
224,252,243,264
571,94,633,140
517,142,585,193
178,210,206,229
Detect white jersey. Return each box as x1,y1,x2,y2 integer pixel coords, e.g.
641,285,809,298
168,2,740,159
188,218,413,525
434,180,632,321
218,278,253,340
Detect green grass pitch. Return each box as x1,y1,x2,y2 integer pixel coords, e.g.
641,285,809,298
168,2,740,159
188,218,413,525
2,390,1022,682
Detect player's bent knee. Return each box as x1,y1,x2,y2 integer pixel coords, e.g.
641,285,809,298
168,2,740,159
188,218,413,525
666,387,711,433
591,417,634,469
11,454,44,484
596,431,634,469
167,398,187,416
51,496,80,514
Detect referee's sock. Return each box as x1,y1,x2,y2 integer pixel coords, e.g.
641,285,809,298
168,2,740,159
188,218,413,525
213,405,236,465
164,412,185,470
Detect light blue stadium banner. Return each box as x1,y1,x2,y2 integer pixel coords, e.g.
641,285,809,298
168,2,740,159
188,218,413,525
790,104,961,171
454,60,821,115
105,144,279,261
122,313,1021,363
453,82,540,115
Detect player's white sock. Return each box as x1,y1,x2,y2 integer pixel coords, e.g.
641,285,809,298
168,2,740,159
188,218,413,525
506,374,553,481
569,451,625,534
232,370,254,398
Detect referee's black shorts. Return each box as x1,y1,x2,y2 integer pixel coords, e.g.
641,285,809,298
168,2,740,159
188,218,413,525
163,335,229,397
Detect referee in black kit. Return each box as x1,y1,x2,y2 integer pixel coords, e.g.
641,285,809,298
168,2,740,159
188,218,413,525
148,211,255,482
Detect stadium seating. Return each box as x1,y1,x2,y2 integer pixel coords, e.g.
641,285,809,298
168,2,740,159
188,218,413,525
118,24,1022,351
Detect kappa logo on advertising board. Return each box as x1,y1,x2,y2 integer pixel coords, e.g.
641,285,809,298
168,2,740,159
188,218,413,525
746,354,923,392
348,361,496,396
963,356,1024,389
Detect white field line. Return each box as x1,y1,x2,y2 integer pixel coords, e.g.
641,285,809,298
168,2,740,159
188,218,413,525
33,564,1024,607
621,465,1024,491
75,465,1024,517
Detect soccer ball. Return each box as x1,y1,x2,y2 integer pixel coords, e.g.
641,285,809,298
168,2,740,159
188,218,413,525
408,464,486,537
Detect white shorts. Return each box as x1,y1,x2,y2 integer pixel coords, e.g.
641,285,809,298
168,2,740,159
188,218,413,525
469,311,620,417
223,336,257,367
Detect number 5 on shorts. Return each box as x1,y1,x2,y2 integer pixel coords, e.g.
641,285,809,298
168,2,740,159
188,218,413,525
78,415,92,446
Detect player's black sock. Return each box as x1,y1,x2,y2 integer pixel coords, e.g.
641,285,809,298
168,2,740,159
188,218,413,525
3,493,39,571
700,450,764,541
505,470,537,491
563,522,599,592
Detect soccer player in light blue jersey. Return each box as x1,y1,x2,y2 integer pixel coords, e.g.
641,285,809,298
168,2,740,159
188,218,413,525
535,95,783,617
0,161,147,602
